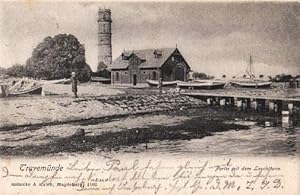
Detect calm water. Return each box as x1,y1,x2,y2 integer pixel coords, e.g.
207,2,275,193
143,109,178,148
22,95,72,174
118,120,300,157
2,110,298,158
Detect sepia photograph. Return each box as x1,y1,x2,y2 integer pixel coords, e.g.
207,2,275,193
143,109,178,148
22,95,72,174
0,0,299,194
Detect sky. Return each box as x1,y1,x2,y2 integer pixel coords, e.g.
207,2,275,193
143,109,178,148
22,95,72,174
0,1,299,78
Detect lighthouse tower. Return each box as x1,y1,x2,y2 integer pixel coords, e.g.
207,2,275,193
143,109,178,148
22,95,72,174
97,8,112,66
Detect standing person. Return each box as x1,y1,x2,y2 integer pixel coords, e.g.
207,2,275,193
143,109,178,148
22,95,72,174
158,76,162,94
71,72,78,98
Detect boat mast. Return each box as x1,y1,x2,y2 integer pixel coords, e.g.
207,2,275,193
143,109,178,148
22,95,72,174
250,55,254,79
246,55,255,80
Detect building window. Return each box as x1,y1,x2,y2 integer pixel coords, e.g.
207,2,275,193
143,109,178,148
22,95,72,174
132,57,138,65
152,71,157,80
171,56,175,62
115,72,119,81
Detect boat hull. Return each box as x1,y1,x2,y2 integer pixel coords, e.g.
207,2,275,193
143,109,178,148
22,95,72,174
177,82,225,90
90,76,111,84
146,80,177,87
230,81,272,88
9,86,43,96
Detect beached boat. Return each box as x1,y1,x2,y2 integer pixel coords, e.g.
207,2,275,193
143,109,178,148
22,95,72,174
8,80,43,95
9,84,43,95
177,81,225,90
146,79,177,87
230,56,272,88
90,76,111,84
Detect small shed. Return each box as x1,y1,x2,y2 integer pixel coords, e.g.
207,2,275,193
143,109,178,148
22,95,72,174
289,76,300,88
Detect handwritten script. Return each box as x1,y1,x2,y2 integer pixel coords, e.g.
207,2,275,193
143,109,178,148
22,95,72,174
0,158,289,194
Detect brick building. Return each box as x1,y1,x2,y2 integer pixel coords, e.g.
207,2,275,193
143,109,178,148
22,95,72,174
109,48,190,85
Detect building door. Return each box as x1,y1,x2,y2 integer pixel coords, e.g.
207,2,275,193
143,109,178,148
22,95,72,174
152,71,157,80
175,66,185,81
133,74,137,85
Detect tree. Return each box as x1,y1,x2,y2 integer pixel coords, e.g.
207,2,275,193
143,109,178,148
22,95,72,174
273,74,293,82
0,67,7,75
6,64,27,77
25,34,91,82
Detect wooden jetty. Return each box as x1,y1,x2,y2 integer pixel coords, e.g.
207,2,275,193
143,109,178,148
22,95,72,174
181,91,300,115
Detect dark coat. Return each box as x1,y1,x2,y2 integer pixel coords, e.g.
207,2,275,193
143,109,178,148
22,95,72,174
71,77,78,92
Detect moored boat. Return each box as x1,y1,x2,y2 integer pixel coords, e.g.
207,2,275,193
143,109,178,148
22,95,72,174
230,80,272,88
146,79,177,87
177,81,225,90
231,56,272,88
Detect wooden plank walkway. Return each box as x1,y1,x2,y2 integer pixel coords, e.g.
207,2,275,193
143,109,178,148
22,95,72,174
181,92,300,102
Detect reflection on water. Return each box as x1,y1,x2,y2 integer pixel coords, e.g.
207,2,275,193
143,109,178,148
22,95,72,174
119,119,300,157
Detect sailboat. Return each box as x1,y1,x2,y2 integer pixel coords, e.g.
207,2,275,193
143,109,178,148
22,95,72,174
230,56,272,88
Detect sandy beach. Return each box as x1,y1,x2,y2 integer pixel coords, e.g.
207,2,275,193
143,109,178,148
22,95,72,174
0,83,205,129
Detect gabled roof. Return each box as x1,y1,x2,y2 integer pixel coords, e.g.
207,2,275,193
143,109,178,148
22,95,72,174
109,48,178,70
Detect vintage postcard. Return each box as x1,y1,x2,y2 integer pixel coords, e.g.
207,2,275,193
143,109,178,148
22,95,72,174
0,0,299,194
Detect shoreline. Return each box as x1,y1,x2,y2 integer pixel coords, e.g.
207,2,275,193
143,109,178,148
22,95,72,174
0,93,205,131
1,91,295,132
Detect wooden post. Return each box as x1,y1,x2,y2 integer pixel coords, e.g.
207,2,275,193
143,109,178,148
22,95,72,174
237,99,242,111
269,101,274,112
274,102,278,113
207,98,212,105
229,97,234,107
246,98,251,111
226,97,232,107
215,97,219,105
251,99,257,111
234,97,238,107
1,85,9,97
288,103,294,114
259,99,265,112
265,99,270,112
242,100,247,111
220,98,226,107
41,87,45,96
282,111,290,128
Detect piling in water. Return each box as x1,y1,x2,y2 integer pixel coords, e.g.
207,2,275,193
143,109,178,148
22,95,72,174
220,98,226,107
288,103,294,114
282,111,290,128
269,101,275,112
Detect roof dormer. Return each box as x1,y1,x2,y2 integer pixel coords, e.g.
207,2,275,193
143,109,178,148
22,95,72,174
153,50,162,58
121,52,131,60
